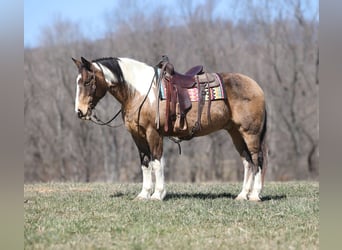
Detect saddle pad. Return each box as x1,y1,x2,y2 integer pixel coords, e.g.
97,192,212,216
159,73,226,102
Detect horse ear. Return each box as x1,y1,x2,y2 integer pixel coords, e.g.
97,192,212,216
81,57,92,71
72,57,82,69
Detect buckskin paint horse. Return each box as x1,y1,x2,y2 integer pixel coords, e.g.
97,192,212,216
72,56,267,201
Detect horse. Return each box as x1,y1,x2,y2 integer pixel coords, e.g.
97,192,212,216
72,56,268,201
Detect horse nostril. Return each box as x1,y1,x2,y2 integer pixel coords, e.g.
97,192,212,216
77,109,83,118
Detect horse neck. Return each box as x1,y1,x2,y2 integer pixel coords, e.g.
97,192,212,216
107,83,131,106
112,58,157,106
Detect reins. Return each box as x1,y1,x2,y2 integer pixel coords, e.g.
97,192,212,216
90,109,122,128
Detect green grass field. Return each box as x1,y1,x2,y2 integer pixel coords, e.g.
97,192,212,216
24,182,318,250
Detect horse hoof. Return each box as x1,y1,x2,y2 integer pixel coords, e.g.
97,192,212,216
134,196,148,201
151,190,166,201
235,193,248,201
249,196,262,202
135,192,151,200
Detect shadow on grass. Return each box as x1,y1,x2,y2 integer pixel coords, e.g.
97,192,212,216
109,191,287,201
261,194,287,201
109,192,125,198
165,193,287,201
164,192,236,200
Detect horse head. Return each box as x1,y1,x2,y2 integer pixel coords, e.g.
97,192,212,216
72,57,108,120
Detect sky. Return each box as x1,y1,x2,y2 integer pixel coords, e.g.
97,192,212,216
24,0,318,48
24,0,118,48
24,0,189,48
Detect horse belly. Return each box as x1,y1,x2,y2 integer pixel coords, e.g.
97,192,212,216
159,100,231,137
188,100,230,135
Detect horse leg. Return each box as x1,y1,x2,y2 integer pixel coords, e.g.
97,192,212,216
146,128,166,201
249,165,263,201
241,133,263,201
236,155,254,200
226,127,252,200
136,152,153,200
131,135,153,200
150,156,166,200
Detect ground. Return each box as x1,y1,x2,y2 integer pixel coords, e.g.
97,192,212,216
24,182,318,250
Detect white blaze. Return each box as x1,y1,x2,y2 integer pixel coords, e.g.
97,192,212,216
75,74,81,112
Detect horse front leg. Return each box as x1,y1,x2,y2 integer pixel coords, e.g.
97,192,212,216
136,153,153,200
147,128,166,201
150,156,166,200
136,155,166,201
133,130,166,201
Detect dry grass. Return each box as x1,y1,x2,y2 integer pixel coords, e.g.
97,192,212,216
24,182,319,249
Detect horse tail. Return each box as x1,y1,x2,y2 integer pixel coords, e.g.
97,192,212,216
259,108,268,182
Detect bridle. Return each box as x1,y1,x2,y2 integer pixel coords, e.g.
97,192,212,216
80,64,123,127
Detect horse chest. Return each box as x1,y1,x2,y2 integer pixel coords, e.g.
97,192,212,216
123,114,150,136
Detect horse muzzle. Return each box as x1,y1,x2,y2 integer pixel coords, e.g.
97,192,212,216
77,108,92,120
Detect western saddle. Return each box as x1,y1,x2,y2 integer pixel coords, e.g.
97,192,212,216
156,56,221,138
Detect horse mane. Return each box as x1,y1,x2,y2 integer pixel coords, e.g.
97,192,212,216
93,57,125,84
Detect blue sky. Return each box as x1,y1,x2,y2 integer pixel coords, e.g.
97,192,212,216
24,0,189,48
24,0,318,48
24,0,118,47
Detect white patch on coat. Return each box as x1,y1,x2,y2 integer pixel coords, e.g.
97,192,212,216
117,58,157,104
249,167,262,201
92,62,117,86
75,74,81,112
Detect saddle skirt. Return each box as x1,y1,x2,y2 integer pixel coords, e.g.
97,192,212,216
159,73,226,102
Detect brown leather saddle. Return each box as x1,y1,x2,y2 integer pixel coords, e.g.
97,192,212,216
157,57,221,137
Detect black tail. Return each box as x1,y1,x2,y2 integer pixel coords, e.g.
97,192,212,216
258,109,268,181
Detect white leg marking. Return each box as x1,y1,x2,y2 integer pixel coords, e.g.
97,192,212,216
249,167,262,201
136,165,153,200
151,157,166,200
236,159,250,200
75,74,81,112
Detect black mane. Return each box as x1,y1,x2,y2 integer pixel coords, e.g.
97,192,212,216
93,57,125,84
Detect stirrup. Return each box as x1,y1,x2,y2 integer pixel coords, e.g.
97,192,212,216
174,115,188,132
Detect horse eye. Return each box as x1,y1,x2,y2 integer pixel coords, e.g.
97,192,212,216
84,78,92,86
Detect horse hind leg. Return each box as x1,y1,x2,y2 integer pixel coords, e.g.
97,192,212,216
226,127,253,200
249,135,267,201
236,154,254,201
241,133,264,201
243,111,268,201
227,126,263,201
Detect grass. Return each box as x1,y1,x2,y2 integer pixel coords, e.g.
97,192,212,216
24,182,319,250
